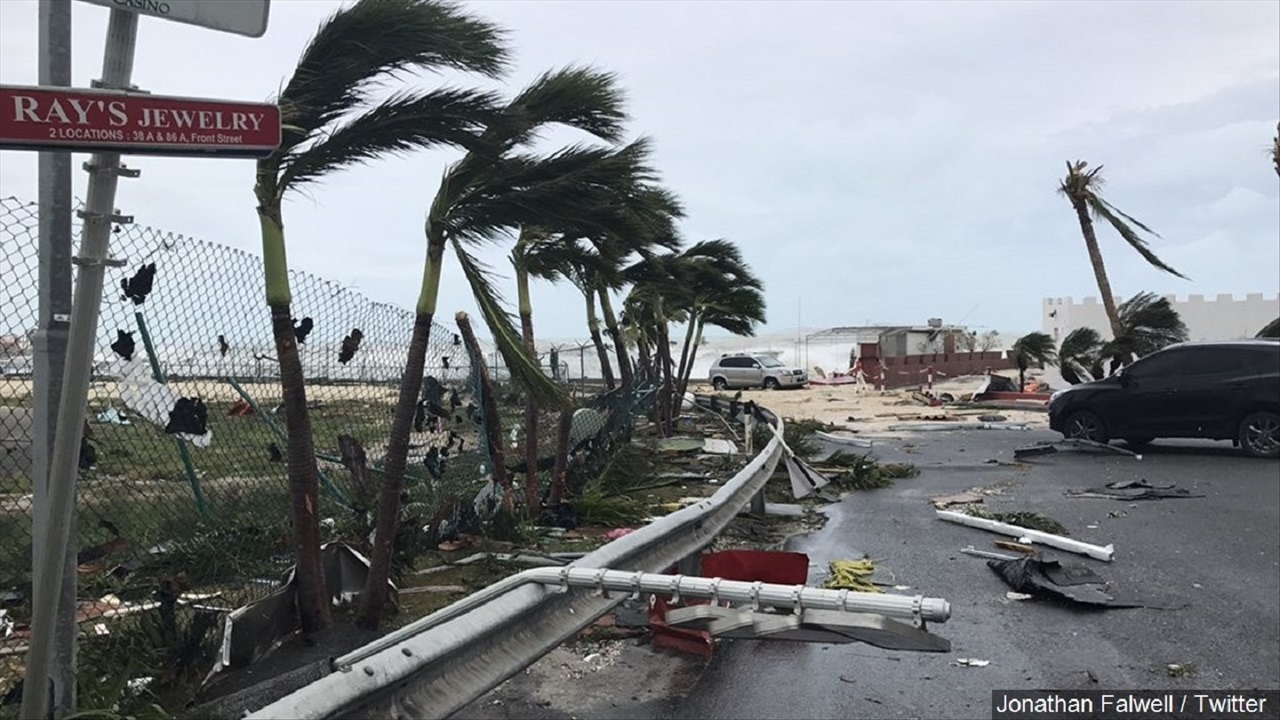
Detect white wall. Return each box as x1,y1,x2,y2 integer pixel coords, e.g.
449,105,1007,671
1043,293,1279,343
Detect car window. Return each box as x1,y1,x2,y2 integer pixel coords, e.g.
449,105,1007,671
758,357,784,368
719,357,751,368
1126,350,1181,379
1170,347,1229,376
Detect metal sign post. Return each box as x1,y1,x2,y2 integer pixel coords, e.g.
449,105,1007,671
20,8,139,720
31,1,78,716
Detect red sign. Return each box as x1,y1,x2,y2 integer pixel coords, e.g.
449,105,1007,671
0,85,281,158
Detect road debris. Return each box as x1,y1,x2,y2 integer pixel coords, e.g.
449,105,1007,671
1165,663,1197,678
1014,439,1143,460
987,556,1142,608
822,559,885,593
887,422,1031,432
994,541,1037,555
951,658,990,668
1066,479,1204,501
937,510,1114,562
930,492,985,509
1005,591,1034,601
960,546,1020,561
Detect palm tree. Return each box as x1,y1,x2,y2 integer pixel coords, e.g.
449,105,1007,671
1272,121,1279,178
1100,292,1188,370
1258,318,1280,338
671,240,766,400
357,68,659,629
1057,327,1104,385
1058,161,1188,339
1011,332,1057,391
254,0,505,633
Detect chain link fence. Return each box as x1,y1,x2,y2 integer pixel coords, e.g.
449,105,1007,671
0,195,652,712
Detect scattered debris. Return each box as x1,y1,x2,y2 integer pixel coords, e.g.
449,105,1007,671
814,430,873,448
657,437,705,454
338,328,364,364
1066,479,1203,501
120,262,156,305
964,508,1069,536
218,334,230,357
1107,510,1127,519
887,422,1031,432
702,438,739,455
1165,663,1197,678
1005,591,1034,601
937,510,1114,562
603,528,635,541
994,541,1036,555
95,406,130,425
930,492,985,509
977,414,1007,422
987,556,1141,608
822,559,884,593
951,658,990,668
110,330,136,361
960,546,1020,561
292,317,314,344
1015,439,1143,460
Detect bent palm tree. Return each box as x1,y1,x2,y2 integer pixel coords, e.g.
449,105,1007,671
1011,332,1057,391
358,68,662,629
671,240,766,400
1057,327,1104,384
1058,161,1188,339
255,0,505,633
1102,291,1189,369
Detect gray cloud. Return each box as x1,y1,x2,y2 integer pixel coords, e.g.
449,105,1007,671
1,0,1276,342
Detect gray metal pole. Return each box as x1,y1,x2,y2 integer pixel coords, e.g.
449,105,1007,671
21,9,139,720
30,1,77,715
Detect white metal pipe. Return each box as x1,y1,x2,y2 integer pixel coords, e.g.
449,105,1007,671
524,567,951,623
936,510,1115,562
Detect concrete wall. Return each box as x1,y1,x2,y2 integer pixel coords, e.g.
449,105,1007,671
1043,293,1280,343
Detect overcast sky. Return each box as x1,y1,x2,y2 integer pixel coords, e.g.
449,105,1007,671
2,0,1277,342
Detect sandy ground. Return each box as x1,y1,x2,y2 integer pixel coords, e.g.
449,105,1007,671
688,373,1051,437
0,378,398,405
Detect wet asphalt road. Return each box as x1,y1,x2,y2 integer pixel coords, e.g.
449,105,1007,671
666,429,1280,720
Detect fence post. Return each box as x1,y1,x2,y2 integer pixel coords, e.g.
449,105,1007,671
30,1,78,715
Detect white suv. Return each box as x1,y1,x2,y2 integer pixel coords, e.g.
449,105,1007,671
708,353,808,390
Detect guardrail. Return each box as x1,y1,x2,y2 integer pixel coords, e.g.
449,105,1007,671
246,395,787,719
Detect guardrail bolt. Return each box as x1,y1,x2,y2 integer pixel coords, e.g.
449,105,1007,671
402,648,413,657
363,666,375,677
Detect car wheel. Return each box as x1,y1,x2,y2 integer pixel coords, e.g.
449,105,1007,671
1238,411,1280,459
1123,437,1154,448
1062,410,1109,443
763,377,780,391
712,377,729,391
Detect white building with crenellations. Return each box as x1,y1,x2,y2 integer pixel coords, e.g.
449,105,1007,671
1043,293,1280,343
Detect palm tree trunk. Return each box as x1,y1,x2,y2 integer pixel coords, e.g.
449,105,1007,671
457,312,513,506
549,406,573,505
585,288,616,390
674,312,699,399
258,207,330,635
356,242,443,630
1071,197,1124,338
677,317,706,399
597,289,631,388
516,266,540,516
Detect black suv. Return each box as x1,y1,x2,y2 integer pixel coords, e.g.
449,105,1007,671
1048,339,1280,458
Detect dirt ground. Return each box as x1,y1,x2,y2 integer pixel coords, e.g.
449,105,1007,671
687,373,1051,437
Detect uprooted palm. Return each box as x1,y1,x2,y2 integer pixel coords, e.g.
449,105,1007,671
254,0,505,633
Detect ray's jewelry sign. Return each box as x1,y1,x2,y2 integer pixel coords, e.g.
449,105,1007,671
0,85,281,158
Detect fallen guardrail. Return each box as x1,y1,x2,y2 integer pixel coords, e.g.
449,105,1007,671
245,396,951,720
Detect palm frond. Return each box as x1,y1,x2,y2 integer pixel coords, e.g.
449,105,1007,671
1087,196,1188,280
1105,291,1189,360
277,87,501,195
451,237,570,409
498,65,628,147
269,0,507,169
1057,327,1103,384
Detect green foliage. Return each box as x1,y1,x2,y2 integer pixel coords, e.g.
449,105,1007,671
1058,327,1105,384
1104,291,1189,363
820,451,918,491
782,420,824,460
571,485,649,527
963,506,1069,536
1012,332,1058,371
